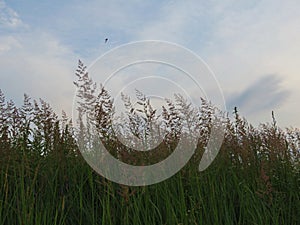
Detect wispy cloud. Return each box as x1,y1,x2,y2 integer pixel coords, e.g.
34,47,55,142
227,74,290,114
0,0,27,29
136,0,218,47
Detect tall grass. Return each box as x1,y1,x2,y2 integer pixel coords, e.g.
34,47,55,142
0,60,299,224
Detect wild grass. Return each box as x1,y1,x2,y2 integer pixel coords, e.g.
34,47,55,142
0,61,299,224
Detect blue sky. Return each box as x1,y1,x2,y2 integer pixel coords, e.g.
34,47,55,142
1,0,300,128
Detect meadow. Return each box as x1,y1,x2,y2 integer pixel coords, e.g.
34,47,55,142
0,61,299,224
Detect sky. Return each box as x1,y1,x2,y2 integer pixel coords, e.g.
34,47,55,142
0,0,299,128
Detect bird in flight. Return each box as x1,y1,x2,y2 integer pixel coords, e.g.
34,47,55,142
105,38,108,43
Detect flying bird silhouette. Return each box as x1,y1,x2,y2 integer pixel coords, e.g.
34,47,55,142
105,38,108,43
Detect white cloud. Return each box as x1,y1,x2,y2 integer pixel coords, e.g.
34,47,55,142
0,35,21,53
0,31,77,117
136,0,215,44
0,0,27,29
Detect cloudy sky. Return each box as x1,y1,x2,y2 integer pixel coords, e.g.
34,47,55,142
0,0,299,128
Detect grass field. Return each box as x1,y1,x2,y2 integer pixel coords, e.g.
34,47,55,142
0,62,299,224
